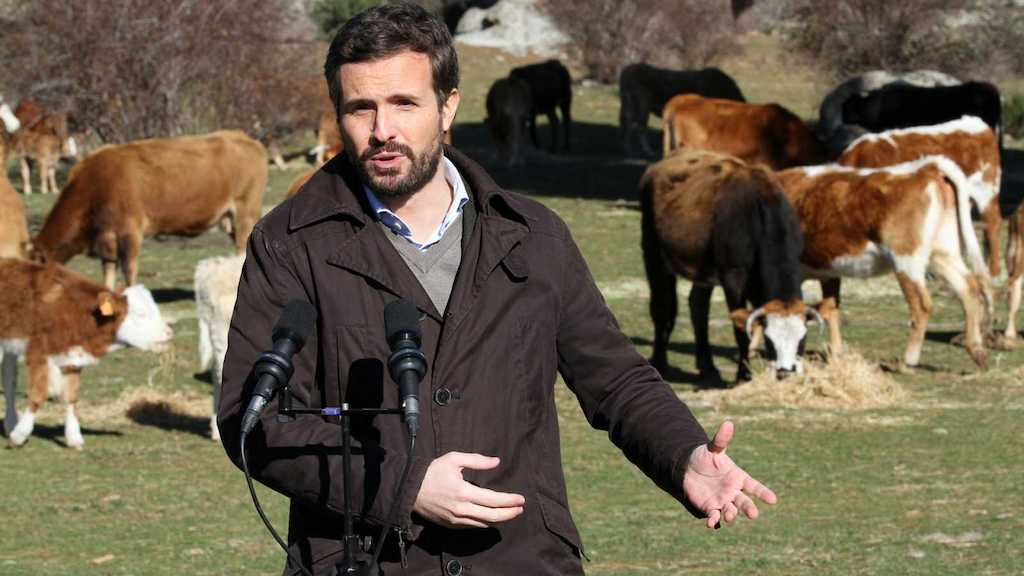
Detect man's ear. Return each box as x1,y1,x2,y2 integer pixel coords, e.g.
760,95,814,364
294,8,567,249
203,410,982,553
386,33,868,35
442,88,460,133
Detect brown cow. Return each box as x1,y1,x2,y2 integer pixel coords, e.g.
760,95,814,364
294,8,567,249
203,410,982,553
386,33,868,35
314,111,343,165
641,149,815,383
776,156,991,369
1,259,173,448
662,94,829,169
0,111,29,259
33,130,267,289
11,99,77,195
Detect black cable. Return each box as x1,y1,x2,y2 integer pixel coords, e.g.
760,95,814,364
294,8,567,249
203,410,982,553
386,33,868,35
241,431,315,576
367,434,417,570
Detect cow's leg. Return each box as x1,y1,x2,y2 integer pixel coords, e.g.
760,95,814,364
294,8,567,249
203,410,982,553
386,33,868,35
211,352,223,442
19,155,32,195
102,261,117,290
982,203,1002,278
118,232,142,287
1004,210,1023,339
10,355,47,446
2,351,18,437
721,269,753,382
688,284,719,381
527,115,539,149
546,110,559,152
560,101,571,152
1007,274,1023,340
928,255,989,369
894,271,932,367
819,278,843,357
62,369,84,449
642,222,676,375
47,161,59,195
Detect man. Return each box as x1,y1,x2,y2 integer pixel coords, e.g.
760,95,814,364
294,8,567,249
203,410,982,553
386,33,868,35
218,3,777,575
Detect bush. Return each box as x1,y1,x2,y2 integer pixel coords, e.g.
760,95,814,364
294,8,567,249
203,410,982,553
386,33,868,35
311,0,383,38
1005,95,1024,140
539,0,737,84
784,0,1015,81
0,0,326,144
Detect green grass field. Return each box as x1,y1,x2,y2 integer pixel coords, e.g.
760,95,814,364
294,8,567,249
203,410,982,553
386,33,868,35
2,35,1023,575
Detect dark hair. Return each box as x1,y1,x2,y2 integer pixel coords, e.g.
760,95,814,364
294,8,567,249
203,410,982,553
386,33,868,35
324,1,459,116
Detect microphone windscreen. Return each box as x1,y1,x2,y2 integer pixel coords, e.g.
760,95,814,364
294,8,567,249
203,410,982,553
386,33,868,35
384,299,421,347
272,300,318,349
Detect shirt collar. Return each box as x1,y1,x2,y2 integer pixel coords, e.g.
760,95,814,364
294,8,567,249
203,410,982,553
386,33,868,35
364,155,469,251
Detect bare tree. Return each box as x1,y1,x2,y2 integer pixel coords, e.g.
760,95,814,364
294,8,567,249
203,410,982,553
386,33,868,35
0,0,325,144
539,0,737,84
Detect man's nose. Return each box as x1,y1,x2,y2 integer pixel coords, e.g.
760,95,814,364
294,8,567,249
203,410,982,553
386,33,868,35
372,109,397,142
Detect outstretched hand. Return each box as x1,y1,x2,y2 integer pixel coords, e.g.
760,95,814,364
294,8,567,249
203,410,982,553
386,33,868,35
683,421,778,529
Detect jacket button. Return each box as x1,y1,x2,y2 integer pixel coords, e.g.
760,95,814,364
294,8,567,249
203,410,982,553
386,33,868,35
433,388,452,406
445,559,463,576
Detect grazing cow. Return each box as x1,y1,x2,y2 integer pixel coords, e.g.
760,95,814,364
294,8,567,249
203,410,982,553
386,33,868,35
485,76,532,165
194,253,245,441
0,259,173,448
776,157,991,369
33,130,267,289
619,63,745,156
842,82,1003,149
838,117,1003,285
641,149,814,383
662,94,830,169
817,70,960,141
509,59,572,152
11,99,78,195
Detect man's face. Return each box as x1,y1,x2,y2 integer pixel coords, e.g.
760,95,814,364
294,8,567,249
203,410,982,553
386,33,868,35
337,50,459,200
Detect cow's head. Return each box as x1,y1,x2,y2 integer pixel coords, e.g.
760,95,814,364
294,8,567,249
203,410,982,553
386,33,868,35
740,300,823,379
112,285,174,353
0,96,20,133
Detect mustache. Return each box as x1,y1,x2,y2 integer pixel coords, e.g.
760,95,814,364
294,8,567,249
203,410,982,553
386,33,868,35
360,141,414,162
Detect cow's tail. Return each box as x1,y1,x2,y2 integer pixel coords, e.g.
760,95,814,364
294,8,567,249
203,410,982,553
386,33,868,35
930,155,994,313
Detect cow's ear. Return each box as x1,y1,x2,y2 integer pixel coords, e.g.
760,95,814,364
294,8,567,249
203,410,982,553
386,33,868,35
97,292,115,317
729,308,752,331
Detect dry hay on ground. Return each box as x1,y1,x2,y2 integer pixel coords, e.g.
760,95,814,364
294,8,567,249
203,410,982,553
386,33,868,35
703,349,907,410
82,386,211,427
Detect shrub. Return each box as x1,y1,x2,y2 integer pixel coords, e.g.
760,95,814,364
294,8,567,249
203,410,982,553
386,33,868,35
1004,95,1024,140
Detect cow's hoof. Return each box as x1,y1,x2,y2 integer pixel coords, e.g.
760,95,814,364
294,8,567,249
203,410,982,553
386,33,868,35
8,429,29,447
210,420,221,443
880,360,913,374
969,348,990,371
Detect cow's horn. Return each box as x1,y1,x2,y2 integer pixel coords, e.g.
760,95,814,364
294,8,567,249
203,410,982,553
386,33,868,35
745,307,766,339
805,306,825,336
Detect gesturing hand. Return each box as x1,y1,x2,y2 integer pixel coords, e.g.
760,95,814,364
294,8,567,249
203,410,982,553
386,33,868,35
683,421,778,529
414,452,526,529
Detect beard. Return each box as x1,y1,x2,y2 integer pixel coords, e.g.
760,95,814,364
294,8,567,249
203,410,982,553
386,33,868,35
351,134,443,201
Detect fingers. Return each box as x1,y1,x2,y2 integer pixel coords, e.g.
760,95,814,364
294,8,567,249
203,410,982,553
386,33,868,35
734,492,759,520
446,451,502,471
742,474,778,505
722,502,738,524
705,508,721,529
454,501,525,526
708,420,734,453
464,483,527,509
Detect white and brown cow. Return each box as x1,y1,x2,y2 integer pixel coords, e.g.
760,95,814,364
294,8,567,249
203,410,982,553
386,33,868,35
1,259,173,448
33,130,267,289
777,156,991,369
641,149,816,383
662,94,830,169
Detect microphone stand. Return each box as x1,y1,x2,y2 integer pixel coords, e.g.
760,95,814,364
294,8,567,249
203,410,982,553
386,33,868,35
278,387,405,576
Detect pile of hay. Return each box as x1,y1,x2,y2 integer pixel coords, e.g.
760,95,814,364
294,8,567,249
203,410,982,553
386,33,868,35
705,350,907,409
83,386,211,426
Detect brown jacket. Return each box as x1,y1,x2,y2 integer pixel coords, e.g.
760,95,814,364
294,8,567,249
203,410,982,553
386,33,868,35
218,147,709,575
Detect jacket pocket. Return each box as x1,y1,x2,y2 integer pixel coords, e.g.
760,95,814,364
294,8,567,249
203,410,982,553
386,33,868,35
535,489,586,558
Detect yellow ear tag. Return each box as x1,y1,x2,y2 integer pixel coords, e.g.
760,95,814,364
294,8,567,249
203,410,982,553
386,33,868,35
99,299,115,317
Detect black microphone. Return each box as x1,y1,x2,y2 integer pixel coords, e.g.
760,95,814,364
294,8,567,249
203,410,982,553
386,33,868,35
385,299,426,437
240,300,318,435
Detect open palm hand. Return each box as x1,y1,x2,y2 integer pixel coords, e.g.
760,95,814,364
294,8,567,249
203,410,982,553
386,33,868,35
683,421,778,529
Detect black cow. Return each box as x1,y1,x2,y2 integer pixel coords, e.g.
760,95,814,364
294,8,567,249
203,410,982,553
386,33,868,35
508,59,572,152
640,148,815,383
485,76,532,165
619,63,745,157
842,81,1003,149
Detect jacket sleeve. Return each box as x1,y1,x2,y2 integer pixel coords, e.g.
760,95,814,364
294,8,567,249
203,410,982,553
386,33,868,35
217,224,428,529
553,221,710,511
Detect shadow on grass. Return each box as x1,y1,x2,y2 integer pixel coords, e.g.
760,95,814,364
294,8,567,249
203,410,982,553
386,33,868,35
151,287,195,304
629,335,741,388
452,120,657,202
10,423,123,448
126,399,209,438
